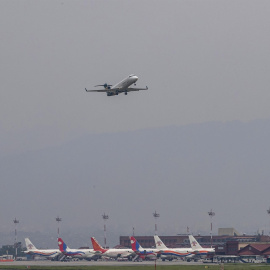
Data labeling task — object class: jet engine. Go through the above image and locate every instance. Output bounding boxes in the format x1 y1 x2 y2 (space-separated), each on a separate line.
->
95 83 112 89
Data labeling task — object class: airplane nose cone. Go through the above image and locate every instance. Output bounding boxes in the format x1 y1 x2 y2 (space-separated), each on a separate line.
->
134 76 138 81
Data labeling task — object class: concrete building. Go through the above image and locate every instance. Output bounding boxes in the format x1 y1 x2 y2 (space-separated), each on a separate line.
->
120 235 187 249
218 228 240 236
238 244 270 257
225 240 270 256
120 228 270 256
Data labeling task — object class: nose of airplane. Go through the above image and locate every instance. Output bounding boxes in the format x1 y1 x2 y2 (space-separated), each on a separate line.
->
133 76 138 81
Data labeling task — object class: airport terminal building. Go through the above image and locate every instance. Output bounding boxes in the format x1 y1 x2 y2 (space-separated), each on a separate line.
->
120 228 270 257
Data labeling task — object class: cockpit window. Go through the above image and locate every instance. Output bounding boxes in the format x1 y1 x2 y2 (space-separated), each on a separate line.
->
129 74 135 77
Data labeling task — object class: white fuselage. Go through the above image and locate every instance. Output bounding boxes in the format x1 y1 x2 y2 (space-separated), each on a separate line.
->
154 235 193 261
135 248 158 260
189 235 215 258
111 75 138 91
158 248 193 260
192 248 215 257
61 248 98 260
24 238 60 259
102 248 134 259
24 249 60 258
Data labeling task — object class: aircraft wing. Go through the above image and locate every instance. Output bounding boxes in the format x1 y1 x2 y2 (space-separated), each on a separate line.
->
85 88 108 92
126 86 148 92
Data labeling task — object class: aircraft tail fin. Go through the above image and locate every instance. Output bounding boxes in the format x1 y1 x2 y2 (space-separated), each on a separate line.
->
91 237 106 253
154 235 168 250
58 237 69 252
130 236 143 252
189 235 203 250
25 238 37 251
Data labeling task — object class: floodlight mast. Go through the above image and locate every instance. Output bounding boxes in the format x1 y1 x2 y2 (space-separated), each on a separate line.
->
153 211 160 235
102 213 109 248
56 216 62 238
208 209 215 248
13 218 19 260
267 207 270 235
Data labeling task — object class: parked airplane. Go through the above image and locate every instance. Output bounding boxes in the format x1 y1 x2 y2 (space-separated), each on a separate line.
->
58 237 100 261
91 237 134 260
130 236 158 260
85 74 148 96
154 235 193 261
188 235 215 257
24 238 60 259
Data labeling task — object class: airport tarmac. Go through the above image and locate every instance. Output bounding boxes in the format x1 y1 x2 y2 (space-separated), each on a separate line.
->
0 260 214 267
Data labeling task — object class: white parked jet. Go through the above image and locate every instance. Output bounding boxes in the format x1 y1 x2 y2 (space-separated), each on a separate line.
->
58 237 100 261
154 235 193 261
130 236 158 261
188 235 215 257
91 237 134 260
85 74 148 96
24 238 60 259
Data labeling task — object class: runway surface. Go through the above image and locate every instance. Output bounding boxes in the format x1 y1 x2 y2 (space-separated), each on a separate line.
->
0 260 212 267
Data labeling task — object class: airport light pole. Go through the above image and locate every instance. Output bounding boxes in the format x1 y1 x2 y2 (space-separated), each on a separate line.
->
208 209 215 248
153 211 160 235
13 218 19 260
56 216 62 238
267 207 270 235
102 213 109 248
132 227 135 237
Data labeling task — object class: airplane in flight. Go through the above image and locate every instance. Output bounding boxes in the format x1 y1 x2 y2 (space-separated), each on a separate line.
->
130 236 158 261
154 235 193 261
24 238 60 259
91 237 134 260
85 74 148 96
58 237 100 261
188 235 215 257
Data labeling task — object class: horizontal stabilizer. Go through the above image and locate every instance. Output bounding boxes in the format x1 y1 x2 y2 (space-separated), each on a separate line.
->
85 88 108 92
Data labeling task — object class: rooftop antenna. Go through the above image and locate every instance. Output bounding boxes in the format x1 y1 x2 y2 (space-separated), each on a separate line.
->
102 213 109 248
153 211 160 235
56 216 62 238
13 218 19 260
208 209 215 248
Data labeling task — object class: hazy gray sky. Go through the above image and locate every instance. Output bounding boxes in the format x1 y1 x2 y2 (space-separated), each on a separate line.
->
1 0 270 247
1 0 270 153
